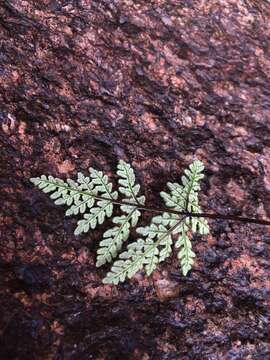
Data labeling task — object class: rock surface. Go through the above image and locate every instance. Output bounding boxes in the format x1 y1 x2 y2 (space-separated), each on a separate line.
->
1 1 270 359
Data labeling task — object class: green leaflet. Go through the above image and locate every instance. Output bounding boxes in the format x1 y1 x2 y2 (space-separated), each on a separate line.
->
31 159 210 284
89 168 118 200
103 219 180 284
74 200 113 235
96 160 145 267
174 222 194 276
30 168 117 235
160 160 209 275
117 160 145 205
96 211 133 267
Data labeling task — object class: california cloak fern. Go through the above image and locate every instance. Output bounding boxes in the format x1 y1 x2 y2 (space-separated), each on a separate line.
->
31 159 209 284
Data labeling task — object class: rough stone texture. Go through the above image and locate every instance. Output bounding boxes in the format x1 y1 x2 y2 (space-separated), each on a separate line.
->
1 1 270 359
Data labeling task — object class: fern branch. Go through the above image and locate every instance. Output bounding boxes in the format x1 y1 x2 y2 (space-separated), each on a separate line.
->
96 209 136 267
103 218 184 284
183 161 204 210
174 219 195 275
96 160 145 266
158 161 209 275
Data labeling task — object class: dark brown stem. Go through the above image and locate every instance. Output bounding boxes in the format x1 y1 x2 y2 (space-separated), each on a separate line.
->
124 203 270 226
96 196 270 226
41 180 270 226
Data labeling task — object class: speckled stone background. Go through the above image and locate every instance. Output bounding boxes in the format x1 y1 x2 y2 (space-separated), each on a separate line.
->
1 1 270 359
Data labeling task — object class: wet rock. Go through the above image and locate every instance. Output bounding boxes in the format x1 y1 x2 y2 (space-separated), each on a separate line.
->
15 263 52 289
190 318 206 332
250 243 266 256
204 334 229 346
262 235 270 244
205 296 227 313
1 0 270 358
204 249 222 266
230 322 256 342
0 312 51 360
245 136 263 153
232 287 265 309
154 279 180 302
171 274 211 296
226 347 249 360
230 268 251 287
161 15 173 27
167 318 187 331
217 237 231 249
254 346 270 359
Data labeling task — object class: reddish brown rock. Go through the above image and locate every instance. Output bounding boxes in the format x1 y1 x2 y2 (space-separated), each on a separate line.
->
155 279 180 302
1 1 270 359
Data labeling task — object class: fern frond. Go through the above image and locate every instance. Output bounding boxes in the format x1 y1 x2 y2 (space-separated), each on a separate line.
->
96 160 145 267
31 159 210 284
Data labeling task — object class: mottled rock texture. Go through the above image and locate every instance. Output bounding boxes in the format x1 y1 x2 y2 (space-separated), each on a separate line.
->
1 1 270 359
